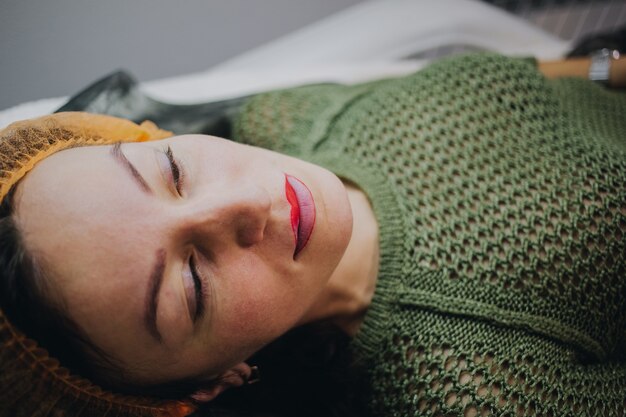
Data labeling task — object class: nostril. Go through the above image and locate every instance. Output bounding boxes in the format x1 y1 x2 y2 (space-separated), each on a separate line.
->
210 183 271 247
236 215 266 247
235 187 270 247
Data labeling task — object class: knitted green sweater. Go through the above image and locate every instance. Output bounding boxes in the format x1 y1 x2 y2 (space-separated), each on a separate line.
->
232 54 626 417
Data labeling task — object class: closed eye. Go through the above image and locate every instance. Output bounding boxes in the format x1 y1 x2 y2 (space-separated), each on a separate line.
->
189 255 206 322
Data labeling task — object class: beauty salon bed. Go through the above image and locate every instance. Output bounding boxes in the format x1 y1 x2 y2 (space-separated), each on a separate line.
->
0 0 579 129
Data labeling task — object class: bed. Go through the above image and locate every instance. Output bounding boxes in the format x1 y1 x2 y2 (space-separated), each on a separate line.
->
0 0 599 129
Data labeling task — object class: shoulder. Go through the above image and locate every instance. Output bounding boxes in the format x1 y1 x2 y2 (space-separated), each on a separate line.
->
416 53 540 81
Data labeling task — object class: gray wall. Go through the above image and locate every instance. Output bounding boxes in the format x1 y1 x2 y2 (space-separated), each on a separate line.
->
0 0 364 110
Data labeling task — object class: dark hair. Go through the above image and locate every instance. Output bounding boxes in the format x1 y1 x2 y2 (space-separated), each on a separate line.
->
0 186 370 417
209 321 370 417
0 186 124 382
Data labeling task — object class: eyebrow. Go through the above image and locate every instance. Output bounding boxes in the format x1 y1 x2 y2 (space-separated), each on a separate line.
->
110 142 152 194
145 249 166 344
110 143 164 343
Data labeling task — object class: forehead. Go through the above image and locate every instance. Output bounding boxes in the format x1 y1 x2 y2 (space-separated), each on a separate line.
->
14 144 156 260
12 143 161 356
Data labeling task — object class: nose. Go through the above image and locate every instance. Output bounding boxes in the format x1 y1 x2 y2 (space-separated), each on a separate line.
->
182 183 272 248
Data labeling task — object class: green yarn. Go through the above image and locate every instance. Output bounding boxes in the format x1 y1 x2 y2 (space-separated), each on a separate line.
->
234 54 626 416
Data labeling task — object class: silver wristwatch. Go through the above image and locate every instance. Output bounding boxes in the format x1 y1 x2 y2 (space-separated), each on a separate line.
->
589 48 620 85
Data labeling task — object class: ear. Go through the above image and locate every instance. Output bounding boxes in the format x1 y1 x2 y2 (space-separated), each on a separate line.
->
190 362 255 403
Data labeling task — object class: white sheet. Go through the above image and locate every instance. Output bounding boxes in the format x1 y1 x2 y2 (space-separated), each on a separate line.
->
0 0 569 129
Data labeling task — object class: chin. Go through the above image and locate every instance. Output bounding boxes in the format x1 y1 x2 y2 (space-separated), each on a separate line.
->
322 170 354 256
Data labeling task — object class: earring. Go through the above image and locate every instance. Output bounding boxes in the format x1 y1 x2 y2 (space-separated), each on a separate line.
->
245 365 261 385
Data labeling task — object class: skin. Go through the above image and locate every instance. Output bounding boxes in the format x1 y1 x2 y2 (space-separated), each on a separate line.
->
13 134 379 398
538 56 626 88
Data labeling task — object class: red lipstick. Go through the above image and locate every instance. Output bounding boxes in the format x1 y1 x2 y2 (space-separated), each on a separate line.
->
284 174 316 259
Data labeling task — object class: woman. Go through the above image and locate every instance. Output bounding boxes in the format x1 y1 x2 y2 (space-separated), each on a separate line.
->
1 53 625 417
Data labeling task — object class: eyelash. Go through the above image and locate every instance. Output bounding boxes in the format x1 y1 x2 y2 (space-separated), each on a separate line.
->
189 255 206 322
165 146 185 195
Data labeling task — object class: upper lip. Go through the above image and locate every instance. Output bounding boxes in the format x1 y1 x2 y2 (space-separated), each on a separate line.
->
284 174 315 259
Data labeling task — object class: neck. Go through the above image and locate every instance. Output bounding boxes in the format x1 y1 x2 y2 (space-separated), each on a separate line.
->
297 181 379 336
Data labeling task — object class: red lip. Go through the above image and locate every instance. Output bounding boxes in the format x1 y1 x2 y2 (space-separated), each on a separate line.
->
284 174 316 259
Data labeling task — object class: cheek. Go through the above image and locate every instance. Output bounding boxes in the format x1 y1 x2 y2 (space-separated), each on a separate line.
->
216 262 303 349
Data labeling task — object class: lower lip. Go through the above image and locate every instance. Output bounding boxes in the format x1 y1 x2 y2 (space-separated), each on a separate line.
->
284 174 316 259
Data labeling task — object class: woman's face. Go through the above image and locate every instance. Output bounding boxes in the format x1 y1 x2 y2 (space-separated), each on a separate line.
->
14 134 353 385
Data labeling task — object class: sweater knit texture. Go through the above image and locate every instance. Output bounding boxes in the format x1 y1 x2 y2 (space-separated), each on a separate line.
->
232 54 626 417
